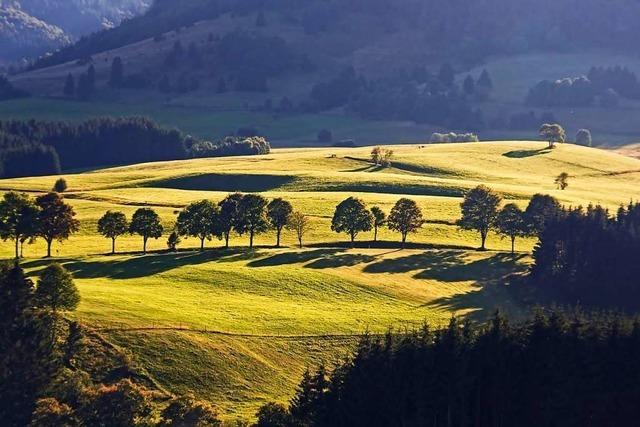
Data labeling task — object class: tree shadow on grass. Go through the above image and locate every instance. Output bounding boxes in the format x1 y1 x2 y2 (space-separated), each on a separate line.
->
364 250 530 322
502 148 551 159
246 248 377 269
22 249 244 280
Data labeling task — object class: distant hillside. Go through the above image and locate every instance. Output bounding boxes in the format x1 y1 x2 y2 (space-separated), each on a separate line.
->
0 0 150 63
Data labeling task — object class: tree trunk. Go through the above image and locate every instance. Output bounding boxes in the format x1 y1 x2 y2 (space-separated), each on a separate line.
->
511 236 515 254
14 237 19 259
298 236 303 249
480 231 487 251
200 237 205 251
401 233 407 249
225 232 230 249
143 236 148 254
46 239 52 258
112 237 116 255
276 228 281 247
350 232 355 248
249 230 254 249
374 226 378 242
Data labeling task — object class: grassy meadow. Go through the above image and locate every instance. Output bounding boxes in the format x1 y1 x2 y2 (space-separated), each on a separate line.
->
2 140 640 421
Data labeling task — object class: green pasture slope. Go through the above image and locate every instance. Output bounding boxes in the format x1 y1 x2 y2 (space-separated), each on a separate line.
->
3 141 640 421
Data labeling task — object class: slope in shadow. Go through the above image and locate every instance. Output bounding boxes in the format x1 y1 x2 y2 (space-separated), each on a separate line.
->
503 148 551 159
247 249 376 269
147 173 296 192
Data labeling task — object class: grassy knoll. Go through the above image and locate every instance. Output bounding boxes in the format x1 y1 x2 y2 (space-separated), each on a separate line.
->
3 141 639 421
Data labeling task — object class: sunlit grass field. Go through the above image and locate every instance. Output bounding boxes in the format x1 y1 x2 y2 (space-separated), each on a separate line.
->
3 141 639 421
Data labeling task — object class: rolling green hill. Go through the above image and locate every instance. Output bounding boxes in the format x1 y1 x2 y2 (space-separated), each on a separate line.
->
3 140 639 421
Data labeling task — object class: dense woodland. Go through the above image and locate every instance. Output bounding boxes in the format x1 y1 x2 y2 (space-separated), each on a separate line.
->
257 310 640 427
0 117 271 178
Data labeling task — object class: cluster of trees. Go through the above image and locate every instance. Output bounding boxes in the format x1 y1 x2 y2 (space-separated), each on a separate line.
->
429 132 479 143
526 75 621 108
0 117 271 178
310 66 491 130
331 197 424 248
188 136 271 158
531 202 640 310
459 188 562 252
0 192 79 258
526 65 640 109
63 65 96 101
0 262 224 426
256 309 640 426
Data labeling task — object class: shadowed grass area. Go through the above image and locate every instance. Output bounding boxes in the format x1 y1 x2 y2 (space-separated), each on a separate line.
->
148 173 297 192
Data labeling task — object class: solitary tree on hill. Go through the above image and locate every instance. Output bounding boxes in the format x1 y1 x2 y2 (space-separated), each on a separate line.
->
496 203 527 253
35 193 80 258
97 211 128 254
129 208 163 254
331 197 373 246
235 194 270 249
370 206 386 243
555 172 570 190
576 129 592 147
459 185 502 250
53 178 68 193
0 192 39 259
267 198 293 247
539 123 566 148
387 198 424 248
176 200 220 251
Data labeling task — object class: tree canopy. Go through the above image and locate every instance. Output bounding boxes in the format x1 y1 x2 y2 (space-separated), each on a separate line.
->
331 197 373 245
459 185 502 250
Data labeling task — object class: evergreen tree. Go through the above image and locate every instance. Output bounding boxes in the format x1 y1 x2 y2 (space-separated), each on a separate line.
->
524 194 561 236
463 75 475 96
109 57 124 88
34 263 80 314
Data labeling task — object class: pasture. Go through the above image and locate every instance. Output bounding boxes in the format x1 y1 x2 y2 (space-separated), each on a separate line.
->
3 141 639 421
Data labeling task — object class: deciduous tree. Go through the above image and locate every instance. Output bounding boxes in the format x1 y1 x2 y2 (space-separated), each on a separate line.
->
268 198 293 247
35 193 80 258
129 208 163 254
218 193 243 248
331 197 373 246
235 194 270 249
459 185 502 250
539 123 566 148
496 203 526 253
387 199 424 248
370 206 386 243
287 211 310 249
176 200 220 251
97 211 128 254
0 191 39 259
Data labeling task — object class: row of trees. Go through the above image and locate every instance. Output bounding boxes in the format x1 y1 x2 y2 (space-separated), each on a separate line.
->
93 188 563 255
256 309 640 426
